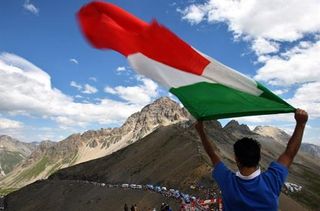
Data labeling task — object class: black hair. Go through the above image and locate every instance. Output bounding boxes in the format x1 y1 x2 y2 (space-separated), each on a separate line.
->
233 137 261 167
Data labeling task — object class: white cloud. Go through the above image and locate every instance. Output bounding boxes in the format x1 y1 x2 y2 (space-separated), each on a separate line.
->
287 82 320 118
82 84 98 94
178 5 208 25
69 58 79 64
254 41 320 118
273 89 288 96
104 87 116 95
233 113 294 124
0 118 23 129
104 76 159 105
116 66 132 76
116 66 126 72
70 81 82 90
0 52 152 128
180 0 320 42
255 41 320 86
303 126 320 145
0 124 77 143
55 116 85 127
23 0 39 15
71 81 98 94
89 77 97 82
251 38 279 55
256 55 271 63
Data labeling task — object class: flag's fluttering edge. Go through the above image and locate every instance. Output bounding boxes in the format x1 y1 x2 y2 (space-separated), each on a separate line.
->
77 1 295 120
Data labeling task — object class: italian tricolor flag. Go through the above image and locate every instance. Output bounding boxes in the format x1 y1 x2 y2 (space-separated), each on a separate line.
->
78 1 295 120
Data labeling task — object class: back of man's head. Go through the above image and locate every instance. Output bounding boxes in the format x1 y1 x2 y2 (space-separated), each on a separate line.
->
234 138 261 168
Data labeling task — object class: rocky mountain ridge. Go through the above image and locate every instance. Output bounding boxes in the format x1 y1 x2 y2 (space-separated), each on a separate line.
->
253 126 291 144
300 143 320 158
0 135 36 177
6 119 320 210
1 97 319 190
0 97 189 189
1 97 319 209
0 135 35 156
253 126 320 159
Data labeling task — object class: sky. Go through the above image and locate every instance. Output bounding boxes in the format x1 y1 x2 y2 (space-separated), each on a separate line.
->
0 0 319 145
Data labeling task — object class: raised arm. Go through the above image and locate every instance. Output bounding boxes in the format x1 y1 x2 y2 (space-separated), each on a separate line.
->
277 109 308 168
195 121 221 166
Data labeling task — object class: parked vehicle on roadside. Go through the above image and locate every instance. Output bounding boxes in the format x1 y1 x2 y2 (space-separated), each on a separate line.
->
121 184 129 188
130 184 137 189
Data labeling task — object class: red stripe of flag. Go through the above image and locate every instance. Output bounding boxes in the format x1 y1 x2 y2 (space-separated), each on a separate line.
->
77 1 210 75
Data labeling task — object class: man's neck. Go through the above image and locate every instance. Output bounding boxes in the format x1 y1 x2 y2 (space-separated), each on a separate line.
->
239 166 259 176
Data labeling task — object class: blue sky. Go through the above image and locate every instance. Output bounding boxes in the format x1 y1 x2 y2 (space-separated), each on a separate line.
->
0 0 319 145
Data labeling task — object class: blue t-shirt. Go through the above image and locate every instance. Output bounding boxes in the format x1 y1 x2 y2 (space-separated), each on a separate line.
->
212 161 288 211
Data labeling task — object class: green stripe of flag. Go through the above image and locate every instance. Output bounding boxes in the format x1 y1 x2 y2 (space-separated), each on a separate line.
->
170 82 295 120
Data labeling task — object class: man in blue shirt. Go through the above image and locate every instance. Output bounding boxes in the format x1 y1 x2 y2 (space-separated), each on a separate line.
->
195 109 308 210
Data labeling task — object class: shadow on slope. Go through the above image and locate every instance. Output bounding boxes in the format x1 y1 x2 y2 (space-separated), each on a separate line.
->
49 123 213 189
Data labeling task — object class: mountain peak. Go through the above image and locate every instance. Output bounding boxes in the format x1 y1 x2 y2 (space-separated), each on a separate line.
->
0 135 35 152
300 143 320 158
0 135 36 176
253 126 290 143
153 96 173 103
224 120 240 128
142 97 182 111
0 97 189 188
0 135 17 143
224 120 251 134
119 97 189 144
38 140 55 148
